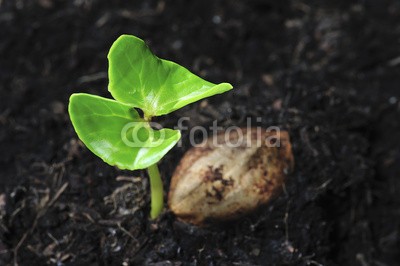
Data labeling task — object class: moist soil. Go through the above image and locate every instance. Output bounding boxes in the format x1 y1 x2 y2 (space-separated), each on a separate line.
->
1 0 400 265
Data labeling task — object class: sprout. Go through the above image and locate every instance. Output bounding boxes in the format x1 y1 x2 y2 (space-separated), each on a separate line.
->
68 35 232 219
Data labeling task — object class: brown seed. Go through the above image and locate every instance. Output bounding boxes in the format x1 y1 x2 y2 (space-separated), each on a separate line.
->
168 127 294 225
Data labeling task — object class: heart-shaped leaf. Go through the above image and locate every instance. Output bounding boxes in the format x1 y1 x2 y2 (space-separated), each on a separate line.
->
69 93 181 170
108 35 233 117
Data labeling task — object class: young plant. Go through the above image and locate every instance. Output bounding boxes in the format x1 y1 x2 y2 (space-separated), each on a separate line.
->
68 35 232 219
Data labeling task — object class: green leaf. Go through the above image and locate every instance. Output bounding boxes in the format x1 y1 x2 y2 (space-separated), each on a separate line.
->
69 93 181 170
108 35 233 117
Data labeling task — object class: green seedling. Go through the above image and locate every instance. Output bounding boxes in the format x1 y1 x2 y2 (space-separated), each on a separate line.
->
68 35 232 219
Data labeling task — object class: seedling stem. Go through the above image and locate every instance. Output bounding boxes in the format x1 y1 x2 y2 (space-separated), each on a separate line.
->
147 163 163 219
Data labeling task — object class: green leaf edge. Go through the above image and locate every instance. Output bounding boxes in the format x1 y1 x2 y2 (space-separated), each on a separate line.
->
107 34 233 117
68 93 182 170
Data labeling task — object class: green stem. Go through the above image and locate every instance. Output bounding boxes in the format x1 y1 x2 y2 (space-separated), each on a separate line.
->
147 163 163 219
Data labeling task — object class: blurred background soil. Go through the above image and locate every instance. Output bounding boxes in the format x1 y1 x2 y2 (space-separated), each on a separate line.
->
0 0 399 265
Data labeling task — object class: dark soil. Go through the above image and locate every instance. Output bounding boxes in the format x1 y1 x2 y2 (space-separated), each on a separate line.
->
1 0 400 265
